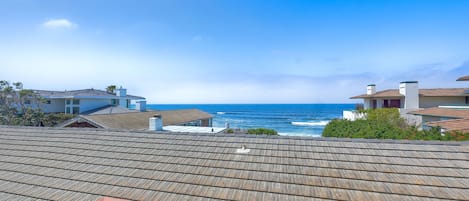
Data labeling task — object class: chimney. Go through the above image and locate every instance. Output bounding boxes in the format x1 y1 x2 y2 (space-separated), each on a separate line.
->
116 86 127 97
366 84 376 95
399 81 419 109
149 114 163 131
135 100 147 112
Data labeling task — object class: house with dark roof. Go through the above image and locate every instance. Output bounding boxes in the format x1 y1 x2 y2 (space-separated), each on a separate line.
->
345 76 469 131
0 126 467 200
32 87 145 114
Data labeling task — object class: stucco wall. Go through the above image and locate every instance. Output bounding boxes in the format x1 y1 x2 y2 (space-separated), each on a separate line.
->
399 109 422 127
363 99 371 109
79 99 112 113
118 98 130 108
42 99 66 113
400 82 419 109
419 97 468 108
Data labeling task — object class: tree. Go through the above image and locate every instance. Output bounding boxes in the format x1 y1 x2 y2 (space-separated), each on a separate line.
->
106 85 116 94
0 80 17 124
0 80 45 126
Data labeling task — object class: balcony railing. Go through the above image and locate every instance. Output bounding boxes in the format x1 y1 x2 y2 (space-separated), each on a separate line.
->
343 110 366 121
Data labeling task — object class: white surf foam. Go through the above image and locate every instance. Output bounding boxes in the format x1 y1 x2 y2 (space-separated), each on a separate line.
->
291 120 330 126
216 112 226 115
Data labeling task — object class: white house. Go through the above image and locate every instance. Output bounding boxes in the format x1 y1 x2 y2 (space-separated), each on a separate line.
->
344 80 469 126
30 87 145 114
407 76 469 132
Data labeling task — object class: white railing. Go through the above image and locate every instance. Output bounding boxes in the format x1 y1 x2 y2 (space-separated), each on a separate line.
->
438 105 469 109
342 110 366 121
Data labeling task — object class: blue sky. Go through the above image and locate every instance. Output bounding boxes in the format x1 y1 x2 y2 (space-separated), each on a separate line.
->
1 0 468 103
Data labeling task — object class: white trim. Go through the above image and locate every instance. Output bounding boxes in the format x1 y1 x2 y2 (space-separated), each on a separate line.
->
438 105 469 109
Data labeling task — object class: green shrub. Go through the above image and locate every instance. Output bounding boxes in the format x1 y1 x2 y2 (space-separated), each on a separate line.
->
323 108 468 141
247 128 278 135
226 128 234 134
42 113 75 127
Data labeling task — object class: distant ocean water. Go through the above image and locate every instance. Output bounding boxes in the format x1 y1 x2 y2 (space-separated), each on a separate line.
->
145 104 355 137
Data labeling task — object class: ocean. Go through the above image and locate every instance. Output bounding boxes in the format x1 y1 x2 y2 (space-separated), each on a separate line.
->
146 104 355 137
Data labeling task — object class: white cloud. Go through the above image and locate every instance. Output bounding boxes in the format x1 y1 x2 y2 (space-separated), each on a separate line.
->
42 19 77 29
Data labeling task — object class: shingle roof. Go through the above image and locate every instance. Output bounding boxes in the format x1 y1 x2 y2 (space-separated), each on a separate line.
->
351 88 469 99
68 109 213 129
33 89 145 100
83 106 138 115
0 126 467 200
409 107 469 119
427 118 469 132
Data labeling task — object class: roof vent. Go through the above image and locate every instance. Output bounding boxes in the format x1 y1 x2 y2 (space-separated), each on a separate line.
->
149 114 163 131
236 145 250 154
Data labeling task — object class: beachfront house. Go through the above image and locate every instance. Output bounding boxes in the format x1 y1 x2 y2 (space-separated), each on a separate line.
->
30 87 145 114
408 106 469 133
405 76 469 133
344 78 469 128
60 108 214 130
19 86 218 132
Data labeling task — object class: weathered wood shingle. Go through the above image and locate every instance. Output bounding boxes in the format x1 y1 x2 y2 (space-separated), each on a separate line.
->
0 126 467 200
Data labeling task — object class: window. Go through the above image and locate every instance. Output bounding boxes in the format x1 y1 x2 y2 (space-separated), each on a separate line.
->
466 96 469 104
66 107 71 114
24 100 31 104
111 99 119 105
66 100 71 105
72 99 80 105
46 100 51 104
390 99 401 108
72 107 80 114
383 100 389 108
